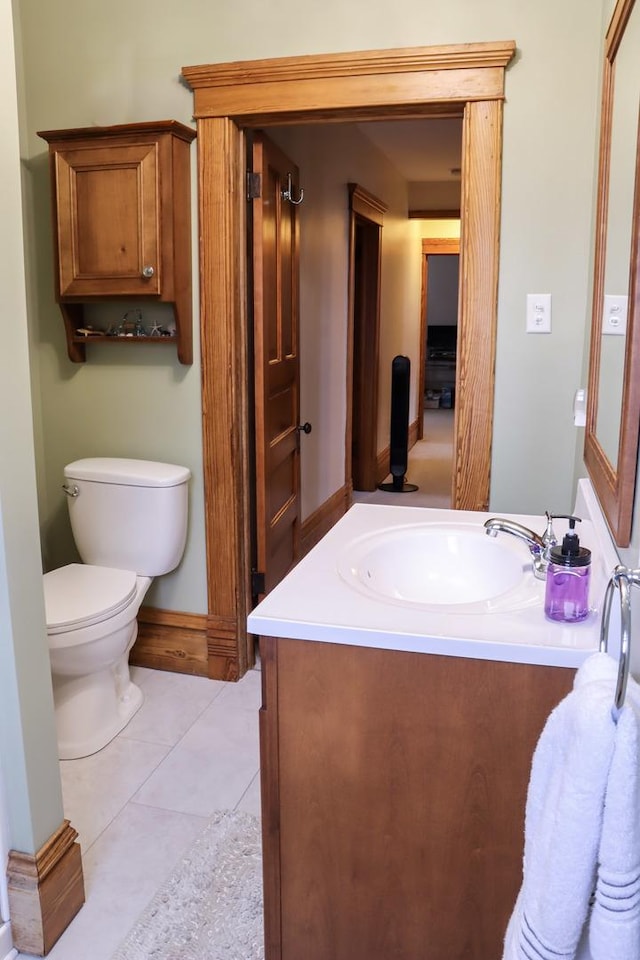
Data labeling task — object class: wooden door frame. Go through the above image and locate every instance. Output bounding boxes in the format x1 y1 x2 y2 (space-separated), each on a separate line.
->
347 183 387 492
182 40 515 680
418 236 461 442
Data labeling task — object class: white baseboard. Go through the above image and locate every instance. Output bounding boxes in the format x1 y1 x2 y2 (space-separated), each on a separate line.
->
0 921 16 960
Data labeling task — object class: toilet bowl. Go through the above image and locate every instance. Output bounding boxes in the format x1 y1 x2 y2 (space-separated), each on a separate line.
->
44 565 151 759
44 457 191 760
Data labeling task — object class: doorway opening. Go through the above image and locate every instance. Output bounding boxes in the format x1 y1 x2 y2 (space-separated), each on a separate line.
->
416 237 461 504
182 40 516 679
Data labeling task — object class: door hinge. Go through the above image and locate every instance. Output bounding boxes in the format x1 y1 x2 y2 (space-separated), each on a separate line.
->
251 569 266 597
247 172 261 200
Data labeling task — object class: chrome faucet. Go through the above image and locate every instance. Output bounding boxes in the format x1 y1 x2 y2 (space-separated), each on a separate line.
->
483 512 559 580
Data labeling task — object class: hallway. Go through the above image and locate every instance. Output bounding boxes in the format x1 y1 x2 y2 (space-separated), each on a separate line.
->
353 408 454 509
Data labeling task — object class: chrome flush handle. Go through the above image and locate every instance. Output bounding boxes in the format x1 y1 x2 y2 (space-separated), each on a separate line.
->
62 483 79 498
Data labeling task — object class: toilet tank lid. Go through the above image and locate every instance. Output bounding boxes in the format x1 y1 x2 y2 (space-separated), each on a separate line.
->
64 458 191 487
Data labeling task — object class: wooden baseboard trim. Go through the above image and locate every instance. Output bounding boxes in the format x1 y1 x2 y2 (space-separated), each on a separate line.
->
206 612 248 681
7 820 84 957
409 416 419 449
132 607 209 677
132 487 351 686
376 445 389 485
376 417 420 484
133 607 255 682
300 484 350 556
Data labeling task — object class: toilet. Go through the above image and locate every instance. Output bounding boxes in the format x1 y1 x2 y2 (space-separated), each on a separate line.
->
43 457 191 760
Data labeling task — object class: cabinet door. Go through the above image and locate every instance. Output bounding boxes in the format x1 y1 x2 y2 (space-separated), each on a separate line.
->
54 142 160 297
261 637 575 960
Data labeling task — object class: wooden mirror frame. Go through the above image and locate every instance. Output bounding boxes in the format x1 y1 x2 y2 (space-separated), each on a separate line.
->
584 0 640 547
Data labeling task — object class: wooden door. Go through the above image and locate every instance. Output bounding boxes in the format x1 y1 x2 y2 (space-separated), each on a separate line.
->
347 184 386 492
351 216 382 490
53 141 161 298
251 134 302 597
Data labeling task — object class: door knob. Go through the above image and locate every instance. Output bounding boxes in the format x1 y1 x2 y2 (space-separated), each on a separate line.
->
141 265 155 279
296 421 312 434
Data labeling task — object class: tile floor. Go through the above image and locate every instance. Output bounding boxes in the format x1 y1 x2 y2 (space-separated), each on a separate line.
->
17 662 262 960
15 413 451 959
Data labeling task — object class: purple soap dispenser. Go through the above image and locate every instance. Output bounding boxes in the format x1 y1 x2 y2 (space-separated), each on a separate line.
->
544 516 591 622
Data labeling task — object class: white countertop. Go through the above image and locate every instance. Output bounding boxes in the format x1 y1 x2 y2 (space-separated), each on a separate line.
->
248 482 620 669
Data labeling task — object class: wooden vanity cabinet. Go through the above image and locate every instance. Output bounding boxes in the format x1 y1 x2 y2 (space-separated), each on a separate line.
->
37 121 196 364
259 636 574 960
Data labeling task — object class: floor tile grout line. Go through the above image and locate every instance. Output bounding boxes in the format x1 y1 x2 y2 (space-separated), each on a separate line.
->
68 739 174 860
233 767 261 812
114 679 261 812
116 677 229 751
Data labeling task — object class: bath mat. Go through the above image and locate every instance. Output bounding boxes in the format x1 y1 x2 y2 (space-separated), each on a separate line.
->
111 809 264 960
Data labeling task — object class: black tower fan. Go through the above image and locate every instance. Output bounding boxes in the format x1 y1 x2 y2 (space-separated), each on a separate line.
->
378 355 418 493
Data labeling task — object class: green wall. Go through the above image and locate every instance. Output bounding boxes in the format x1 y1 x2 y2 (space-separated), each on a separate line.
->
1 0 64 859
17 0 605 619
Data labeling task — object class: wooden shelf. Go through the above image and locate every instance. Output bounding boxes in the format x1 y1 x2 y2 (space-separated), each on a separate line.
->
72 336 176 343
38 121 196 365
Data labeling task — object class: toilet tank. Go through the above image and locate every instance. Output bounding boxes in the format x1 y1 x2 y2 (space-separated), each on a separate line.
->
64 458 191 576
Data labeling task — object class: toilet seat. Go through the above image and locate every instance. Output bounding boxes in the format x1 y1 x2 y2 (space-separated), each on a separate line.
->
44 563 138 639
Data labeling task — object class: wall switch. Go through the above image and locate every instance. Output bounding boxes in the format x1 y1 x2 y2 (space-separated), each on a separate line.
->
526 293 552 333
603 294 628 336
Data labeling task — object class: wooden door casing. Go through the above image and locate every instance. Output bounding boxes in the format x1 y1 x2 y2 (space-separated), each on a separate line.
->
252 135 302 596
183 42 515 680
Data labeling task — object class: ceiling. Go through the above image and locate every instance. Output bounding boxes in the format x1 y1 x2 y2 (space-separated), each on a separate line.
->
356 118 463 183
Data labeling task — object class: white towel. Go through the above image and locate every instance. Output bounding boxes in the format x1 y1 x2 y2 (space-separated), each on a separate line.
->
503 652 617 960
588 665 640 959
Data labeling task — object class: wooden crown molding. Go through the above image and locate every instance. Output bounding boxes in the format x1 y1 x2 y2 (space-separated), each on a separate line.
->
36 120 196 145
183 41 516 89
182 42 516 121
348 183 388 224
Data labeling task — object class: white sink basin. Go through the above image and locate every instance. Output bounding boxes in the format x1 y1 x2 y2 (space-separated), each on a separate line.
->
338 522 541 613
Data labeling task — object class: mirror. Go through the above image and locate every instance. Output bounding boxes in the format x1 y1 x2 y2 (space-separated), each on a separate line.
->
585 0 640 546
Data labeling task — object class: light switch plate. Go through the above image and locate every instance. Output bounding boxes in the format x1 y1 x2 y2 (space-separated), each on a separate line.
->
603 294 628 336
526 293 551 333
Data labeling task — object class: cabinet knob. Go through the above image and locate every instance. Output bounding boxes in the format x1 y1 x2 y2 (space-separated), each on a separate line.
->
142 265 155 279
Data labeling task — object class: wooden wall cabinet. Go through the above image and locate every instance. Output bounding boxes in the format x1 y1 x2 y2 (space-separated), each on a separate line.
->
260 636 575 960
38 121 196 364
